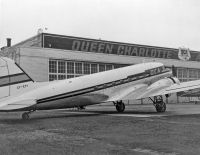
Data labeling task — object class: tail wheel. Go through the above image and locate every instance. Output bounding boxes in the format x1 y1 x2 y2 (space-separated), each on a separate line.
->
21 109 36 120
115 101 125 112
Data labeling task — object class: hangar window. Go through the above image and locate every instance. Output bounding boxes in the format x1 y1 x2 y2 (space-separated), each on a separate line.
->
182 69 188 78
48 59 129 81
177 68 200 82
114 64 127 69
58 75 66 80
177 68 188 82
67 75 74 79
91 64 98 73
189 69 197 80
49 74 57 81
114 64 121 69
49 60 57 73
49 60 58 81
177 69 183 80
83 63 90 74
58 61 66 73
75 62 83 74
67 62 74 74
106 64 113 71
99 64 105 72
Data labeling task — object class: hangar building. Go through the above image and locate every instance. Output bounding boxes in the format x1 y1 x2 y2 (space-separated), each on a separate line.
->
1 33 200 103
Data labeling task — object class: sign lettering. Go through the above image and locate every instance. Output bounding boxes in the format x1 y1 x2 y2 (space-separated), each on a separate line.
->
43 35 200 61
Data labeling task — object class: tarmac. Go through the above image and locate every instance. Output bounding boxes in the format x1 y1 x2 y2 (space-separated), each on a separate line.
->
1 103 200 155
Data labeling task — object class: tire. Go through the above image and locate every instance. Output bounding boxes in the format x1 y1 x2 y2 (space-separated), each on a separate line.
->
22 113 30 120
155 102 166 113
116 102 125 112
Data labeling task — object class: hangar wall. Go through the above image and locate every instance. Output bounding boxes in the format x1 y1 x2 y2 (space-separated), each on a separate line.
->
16 46 200 82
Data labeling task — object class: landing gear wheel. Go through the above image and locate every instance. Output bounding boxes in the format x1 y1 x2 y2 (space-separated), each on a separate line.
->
153 96 166 113
22 112 30 120
155 101 166 113
115 101 125 113
149 96 167 113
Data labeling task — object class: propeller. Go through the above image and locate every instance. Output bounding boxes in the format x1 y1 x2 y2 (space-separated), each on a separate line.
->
171 65 177 77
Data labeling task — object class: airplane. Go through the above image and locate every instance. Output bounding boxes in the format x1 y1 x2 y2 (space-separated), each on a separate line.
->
1 57 200 120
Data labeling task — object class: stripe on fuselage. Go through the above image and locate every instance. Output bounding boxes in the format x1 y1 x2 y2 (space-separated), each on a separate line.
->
0 73 32 87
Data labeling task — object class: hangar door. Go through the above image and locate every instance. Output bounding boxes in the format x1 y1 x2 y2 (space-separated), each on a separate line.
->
0 59 9 98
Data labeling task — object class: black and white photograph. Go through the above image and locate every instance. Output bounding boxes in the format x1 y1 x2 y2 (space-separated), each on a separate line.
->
1 0 200 154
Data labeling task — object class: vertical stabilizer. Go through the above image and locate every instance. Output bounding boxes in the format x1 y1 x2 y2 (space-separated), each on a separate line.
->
0 57 34 98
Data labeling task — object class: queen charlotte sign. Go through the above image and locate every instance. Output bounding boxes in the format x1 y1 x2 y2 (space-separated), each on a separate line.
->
43 34 200 62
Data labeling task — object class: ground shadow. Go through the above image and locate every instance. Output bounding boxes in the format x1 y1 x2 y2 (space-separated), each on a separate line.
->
0 108 169 123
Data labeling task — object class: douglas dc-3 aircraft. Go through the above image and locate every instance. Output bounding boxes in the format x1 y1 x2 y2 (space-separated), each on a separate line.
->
1 57 200 120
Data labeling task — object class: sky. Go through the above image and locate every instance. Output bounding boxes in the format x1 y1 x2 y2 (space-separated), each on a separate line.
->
0 0 200 51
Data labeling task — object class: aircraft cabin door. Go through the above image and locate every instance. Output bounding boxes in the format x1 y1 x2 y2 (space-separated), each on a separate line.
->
0 59 9 99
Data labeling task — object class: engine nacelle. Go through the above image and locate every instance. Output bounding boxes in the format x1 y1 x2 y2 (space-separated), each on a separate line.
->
147 77 180 91
168 77 180 84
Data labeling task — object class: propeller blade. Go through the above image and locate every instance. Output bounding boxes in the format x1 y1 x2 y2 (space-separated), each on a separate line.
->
172 65 177 77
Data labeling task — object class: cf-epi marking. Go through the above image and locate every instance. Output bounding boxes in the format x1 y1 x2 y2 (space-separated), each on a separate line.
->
17 84 28 89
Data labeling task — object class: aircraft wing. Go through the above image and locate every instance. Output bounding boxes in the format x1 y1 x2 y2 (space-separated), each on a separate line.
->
136 79 200 99
0 98 36 111
105 83 148 102
105 79 200 102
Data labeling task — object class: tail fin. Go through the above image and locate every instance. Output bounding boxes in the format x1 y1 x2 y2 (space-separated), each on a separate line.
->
0 57 34 99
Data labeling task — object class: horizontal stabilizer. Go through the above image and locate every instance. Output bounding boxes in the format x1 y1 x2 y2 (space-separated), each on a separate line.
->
0 99 36 111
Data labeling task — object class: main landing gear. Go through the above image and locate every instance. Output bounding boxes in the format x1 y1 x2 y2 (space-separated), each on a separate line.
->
149 96 166 113
22 110 35 120
113 100 125 112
